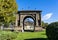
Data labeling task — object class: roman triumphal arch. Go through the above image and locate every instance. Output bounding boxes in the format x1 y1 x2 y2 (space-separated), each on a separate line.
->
15 10 42 32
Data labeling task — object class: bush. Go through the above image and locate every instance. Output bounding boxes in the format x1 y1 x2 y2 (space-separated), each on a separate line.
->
0 31 17 40
46 22 58 40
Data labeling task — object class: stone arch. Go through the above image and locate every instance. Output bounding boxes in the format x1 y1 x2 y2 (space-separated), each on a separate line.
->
23 16 35 31
15 10 42 32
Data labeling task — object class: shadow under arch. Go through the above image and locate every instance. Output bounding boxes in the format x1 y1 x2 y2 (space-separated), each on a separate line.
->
23 16 35 32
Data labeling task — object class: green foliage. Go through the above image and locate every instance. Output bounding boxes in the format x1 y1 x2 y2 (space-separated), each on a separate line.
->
41 21 48 28
46 22 58 40
41 21 45 27
44 23 48 28
0 0 18 13
0 31 17 40
0 30 47 40
0 0 18 26
0 16 4 22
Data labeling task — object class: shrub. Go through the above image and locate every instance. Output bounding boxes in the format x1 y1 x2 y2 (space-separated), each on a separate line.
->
0 31 17 40
46 22 58 40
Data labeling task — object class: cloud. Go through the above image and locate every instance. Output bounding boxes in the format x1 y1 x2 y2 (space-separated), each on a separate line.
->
42 13 53 21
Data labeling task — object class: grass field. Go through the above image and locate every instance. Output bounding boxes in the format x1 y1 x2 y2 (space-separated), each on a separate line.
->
15 30 47 40
0 30 47 40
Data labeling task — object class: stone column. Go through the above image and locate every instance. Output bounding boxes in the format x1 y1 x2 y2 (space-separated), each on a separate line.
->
22 26 24 32
20 19 24 32
15 15 18 27
36 14 39 27
15 19 18 26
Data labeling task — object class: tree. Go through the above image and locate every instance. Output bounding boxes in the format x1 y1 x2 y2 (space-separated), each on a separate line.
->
41 21 48 28
46 22 58 40
0 0 18 27
44 23 48 28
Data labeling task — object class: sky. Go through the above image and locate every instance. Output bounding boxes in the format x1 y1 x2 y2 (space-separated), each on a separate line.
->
16 0 58 24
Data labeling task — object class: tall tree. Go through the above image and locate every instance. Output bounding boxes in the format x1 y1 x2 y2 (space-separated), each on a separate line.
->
0 0 18 26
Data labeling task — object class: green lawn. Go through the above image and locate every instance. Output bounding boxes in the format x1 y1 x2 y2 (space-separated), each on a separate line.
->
0 30 47 40
15 30 47 40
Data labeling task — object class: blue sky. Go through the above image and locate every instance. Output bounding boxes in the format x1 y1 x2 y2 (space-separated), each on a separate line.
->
16 0 58 23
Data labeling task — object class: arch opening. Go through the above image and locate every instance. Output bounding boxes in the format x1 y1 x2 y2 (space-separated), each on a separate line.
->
23 16 35 31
